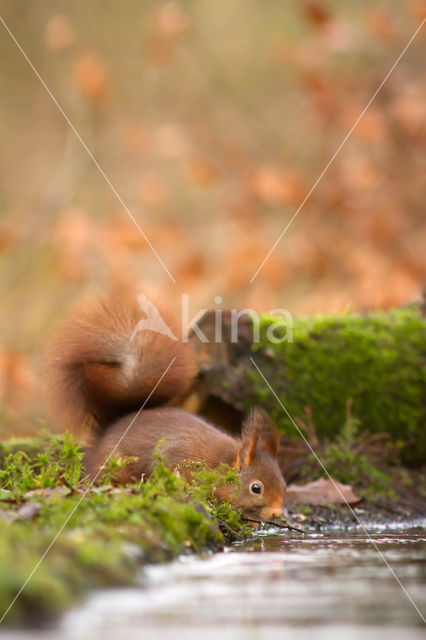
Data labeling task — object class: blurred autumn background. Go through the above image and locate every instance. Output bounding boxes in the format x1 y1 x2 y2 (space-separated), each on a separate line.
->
0 1 424 438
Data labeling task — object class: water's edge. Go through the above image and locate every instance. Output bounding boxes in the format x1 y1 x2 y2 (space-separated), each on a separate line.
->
2 519 425 640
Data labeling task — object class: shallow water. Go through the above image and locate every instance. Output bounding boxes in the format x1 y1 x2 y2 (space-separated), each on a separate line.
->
4 522 426 640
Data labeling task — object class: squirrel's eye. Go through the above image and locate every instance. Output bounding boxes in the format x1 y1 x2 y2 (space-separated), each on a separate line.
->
250 482 262 495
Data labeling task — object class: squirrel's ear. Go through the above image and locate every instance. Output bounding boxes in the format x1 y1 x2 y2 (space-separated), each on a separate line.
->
234 426 258 470
243 407 280 457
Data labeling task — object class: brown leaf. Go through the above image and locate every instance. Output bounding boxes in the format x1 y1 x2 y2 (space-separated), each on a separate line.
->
186 158 219 187
0 350 37 401
145 37 174 65
0 223 17 252
285 477 361 505
45 15 76 50
302 1 331 27
390 86 425 137
121 120 148 157
364 8 397 41
249 166 306 206
343 105 387 143
154 123 188 159
73 52 110 106
52 211 99 280
409 1 426 21
139 171 169 208
154 2 189 39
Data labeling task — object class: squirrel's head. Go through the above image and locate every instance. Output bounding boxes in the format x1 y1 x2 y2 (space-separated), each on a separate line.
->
230 407 286 522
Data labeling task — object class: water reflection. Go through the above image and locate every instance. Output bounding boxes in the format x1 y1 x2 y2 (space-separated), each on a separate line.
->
3 525 426 640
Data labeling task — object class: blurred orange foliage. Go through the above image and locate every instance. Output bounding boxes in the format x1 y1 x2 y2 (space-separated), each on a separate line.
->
0 1 424 437
73 51 110 106
44 14 76 51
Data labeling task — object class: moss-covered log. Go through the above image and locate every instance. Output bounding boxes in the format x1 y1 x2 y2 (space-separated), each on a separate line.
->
189 306 426 464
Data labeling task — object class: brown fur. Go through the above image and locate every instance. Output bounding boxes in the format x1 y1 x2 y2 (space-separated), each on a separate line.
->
46 297 196 435
85 406 285 521
46 296 286 520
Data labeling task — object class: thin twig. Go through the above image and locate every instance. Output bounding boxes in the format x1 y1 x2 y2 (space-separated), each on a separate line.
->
242 516 305 534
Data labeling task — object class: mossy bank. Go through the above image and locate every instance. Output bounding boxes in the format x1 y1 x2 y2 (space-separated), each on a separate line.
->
0 434 248 627
197 306 426 464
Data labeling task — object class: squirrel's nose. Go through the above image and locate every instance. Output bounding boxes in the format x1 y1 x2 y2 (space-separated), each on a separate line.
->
271 506 283 519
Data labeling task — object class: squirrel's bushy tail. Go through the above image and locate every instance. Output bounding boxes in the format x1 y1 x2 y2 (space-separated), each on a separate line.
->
46 295 196 438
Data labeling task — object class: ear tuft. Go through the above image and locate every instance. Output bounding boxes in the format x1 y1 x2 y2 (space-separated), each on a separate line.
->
242 407 280 457
235 425 258 470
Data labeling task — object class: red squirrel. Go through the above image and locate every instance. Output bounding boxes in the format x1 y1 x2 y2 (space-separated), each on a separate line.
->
47 296 286 521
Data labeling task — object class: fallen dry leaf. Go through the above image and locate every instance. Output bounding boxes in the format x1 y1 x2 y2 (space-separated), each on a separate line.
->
285 477 361 506
249 166 306 206
45 15 76 50
139 171 169 208
154 1 189 39
73 51 110 106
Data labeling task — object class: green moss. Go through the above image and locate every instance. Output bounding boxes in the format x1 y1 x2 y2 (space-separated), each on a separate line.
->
0 437 46 468
246 307 426 463
0 433 249 626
